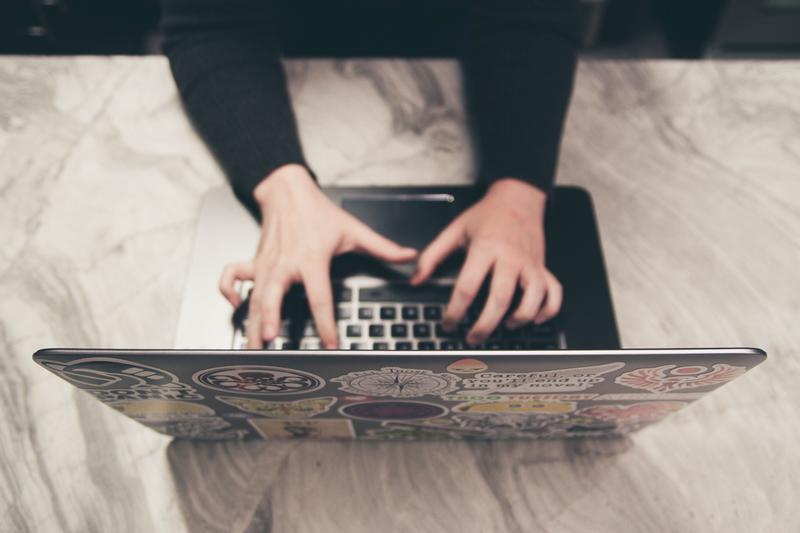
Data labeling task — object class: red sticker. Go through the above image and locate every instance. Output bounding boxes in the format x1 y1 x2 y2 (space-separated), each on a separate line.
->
615 364 746 393
576 401 686 426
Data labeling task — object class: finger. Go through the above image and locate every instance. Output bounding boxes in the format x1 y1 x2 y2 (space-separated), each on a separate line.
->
259 279 288 345
442 247 493 330
246 288 263 349
349 219 418 263
302 262 339 350
533 270 563 325
219 261 255 307
468 262 519 344
410 219 465 285
506 269 547 330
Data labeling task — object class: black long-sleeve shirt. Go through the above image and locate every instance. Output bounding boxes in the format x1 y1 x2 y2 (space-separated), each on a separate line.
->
161 0 578 218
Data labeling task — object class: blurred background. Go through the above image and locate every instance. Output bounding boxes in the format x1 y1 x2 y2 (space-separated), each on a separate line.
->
1 0 799 58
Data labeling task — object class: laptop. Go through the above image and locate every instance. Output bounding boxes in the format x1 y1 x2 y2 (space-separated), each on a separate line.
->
33 185 766 440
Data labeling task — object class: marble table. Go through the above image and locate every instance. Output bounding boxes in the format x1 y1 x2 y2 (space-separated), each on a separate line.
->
1 57 798 532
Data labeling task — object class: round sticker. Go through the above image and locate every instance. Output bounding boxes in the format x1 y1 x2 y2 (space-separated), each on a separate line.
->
193 365 325 395
339 400 448 421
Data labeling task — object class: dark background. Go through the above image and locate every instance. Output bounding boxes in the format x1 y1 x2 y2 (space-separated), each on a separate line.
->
1 0 799 58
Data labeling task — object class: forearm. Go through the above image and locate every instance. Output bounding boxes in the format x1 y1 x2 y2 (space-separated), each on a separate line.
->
161 0 311 219
465 0 579 196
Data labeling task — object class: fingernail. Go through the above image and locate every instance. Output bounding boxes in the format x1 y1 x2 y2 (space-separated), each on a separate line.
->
263 324 276 340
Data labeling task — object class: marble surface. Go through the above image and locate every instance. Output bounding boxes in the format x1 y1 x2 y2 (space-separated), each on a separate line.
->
1 57 798 532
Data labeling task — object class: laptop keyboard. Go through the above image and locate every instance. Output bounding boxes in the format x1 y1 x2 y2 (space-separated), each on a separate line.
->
232 280 562 350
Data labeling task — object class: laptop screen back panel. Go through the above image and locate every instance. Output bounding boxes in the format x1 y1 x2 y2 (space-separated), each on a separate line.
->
34 348 765 441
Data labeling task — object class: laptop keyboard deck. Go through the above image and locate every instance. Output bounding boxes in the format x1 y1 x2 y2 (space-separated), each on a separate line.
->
232 279 563 350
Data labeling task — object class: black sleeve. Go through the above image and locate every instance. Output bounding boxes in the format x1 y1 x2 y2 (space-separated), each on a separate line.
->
160 0 311 218
465 0 579 195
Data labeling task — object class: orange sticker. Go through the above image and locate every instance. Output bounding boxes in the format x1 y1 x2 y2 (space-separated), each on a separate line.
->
447 358 488 374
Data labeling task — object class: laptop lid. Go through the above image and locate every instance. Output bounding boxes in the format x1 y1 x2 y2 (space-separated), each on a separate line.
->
33 347 765 441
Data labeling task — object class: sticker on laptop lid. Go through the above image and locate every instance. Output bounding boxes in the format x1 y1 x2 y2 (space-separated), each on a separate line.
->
441 393 598 402
595 393 704 401
452 399 576 415
332 367 459 397
193 365 325 395
541 415 621 439
452 412 568 436
248 418 355 439
446 358 488 374
150 417 249 440
459 362 624 394
38 358 204 402
364 423 476 441
614 364 746 394
110 400 214 422
575 401 687 427
339 400 448 421
216 396 336 419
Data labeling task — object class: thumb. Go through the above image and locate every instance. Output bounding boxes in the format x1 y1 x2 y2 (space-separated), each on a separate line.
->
348 219 418 263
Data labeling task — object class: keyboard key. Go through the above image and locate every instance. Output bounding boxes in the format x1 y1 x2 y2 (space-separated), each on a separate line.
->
368 324 385 337
524 341 558 349
358 307 373 320
360 284 451 303
346 325 362 338
373 342 390 350
349 342 367 350
440 341 459 350
532 324 556 336
301 339 321 350
396 341 413 350
413 323 431 338
418 341 436 350
335 285 353 302
336 306 352 320
282 341 299 350
380 306 396 320
390 324 408 338
401 306 419 320
486 341 502 350
423 306 442 320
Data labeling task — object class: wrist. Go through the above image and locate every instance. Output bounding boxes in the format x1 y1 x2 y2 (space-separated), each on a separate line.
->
253 163 316 206
485 178 548 213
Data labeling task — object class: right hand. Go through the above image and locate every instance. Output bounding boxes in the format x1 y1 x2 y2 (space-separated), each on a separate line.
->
219 164 418 349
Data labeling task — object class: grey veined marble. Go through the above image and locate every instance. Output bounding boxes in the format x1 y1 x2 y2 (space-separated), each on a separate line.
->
1 57 799 533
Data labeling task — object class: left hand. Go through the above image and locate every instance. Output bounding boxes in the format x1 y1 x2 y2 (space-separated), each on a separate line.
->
410 178 563 345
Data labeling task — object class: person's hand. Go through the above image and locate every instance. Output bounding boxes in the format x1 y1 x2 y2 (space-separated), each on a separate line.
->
411 178 562 345
219 164 417 349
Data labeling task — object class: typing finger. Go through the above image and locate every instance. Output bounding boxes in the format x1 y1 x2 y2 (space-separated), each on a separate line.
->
442 247 493 331
302 261 339 349
348 218 418 263
533 270 563 325
219 261 255 307
506 268 547 330
468 261 519 344
411 218 465 285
